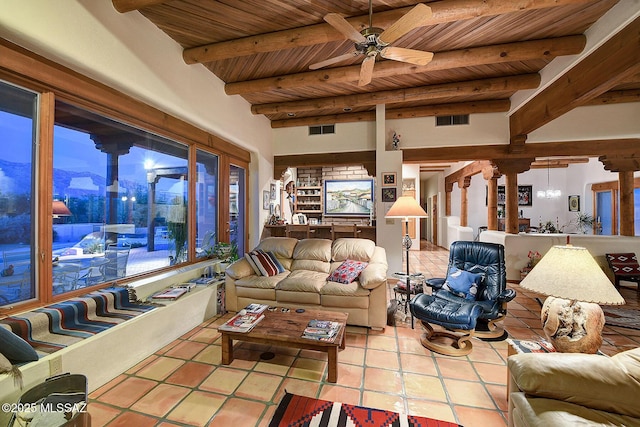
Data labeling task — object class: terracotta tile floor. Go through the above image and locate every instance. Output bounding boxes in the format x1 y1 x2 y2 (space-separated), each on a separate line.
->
89 241 640 426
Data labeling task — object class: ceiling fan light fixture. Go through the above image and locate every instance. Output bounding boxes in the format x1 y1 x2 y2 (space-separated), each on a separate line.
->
309 1 434 86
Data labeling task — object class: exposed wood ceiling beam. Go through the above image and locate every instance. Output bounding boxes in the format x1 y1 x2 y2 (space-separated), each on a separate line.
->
530 158 590 168
254 74 540 115
445 161 490 186
510 16 640 138
584 89 640 106
225 36 585 95
420 163 457 172
181 0 595 64
112 0 165 13
271 100 510 128
402 138 640 163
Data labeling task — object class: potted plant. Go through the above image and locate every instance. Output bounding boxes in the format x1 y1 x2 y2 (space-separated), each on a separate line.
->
572 212 595 234
167 197 187 265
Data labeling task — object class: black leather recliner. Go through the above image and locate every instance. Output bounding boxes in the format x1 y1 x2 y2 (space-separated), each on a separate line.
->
410 241 515 356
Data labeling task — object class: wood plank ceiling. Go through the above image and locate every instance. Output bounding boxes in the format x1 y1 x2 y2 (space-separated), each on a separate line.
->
112 0 638 174
112 0 638 123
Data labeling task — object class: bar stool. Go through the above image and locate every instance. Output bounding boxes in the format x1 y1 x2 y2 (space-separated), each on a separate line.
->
285 224 312 239
330 224 359 240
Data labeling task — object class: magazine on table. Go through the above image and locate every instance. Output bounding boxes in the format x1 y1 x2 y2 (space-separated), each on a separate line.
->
302 319 341 342
218 312 265 333
244 303 269 314
151 287 188 300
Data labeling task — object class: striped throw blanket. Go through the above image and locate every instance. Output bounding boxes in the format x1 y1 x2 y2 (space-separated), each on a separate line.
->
0 287 156 357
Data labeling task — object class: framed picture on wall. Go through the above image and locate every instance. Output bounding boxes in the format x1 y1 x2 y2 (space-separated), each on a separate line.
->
492 185 533 206
382 172 396 186
270 183 277 200
263 190 270 210
382 187 397 203
568 195 580 212
324 179 374 217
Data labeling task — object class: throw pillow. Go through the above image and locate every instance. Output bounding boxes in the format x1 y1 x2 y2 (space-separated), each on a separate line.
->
328 259 368 284
442 267 484 300
246 249 285 277
0 326 38 363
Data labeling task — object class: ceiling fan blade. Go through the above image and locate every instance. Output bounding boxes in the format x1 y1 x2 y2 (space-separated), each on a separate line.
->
379 3 432 45
309 51 360 70
380 46 434 66
358 54 376 86
324 13 367 44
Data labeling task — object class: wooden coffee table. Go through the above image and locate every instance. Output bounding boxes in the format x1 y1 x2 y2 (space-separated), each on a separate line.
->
220 308 348 383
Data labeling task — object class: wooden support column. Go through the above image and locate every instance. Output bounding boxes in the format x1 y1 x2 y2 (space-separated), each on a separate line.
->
599 155 640 236
458 177 472 227
445 182 454 216
492 158 534 234
482 165 501 230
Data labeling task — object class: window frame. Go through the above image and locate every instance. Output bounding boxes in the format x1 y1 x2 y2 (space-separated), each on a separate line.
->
0 39 250 313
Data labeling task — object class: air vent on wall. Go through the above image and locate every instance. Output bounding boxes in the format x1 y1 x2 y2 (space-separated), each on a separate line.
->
436 114 469 126
309 124 335 135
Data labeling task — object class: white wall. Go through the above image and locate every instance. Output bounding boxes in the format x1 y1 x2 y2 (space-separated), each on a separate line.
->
529 103 640 142
388 113 510 148
273 121 376 154
0 0 272 249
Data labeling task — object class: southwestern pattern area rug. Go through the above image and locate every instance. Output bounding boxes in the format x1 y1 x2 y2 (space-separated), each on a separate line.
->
269 392 462 427
0 287 156 356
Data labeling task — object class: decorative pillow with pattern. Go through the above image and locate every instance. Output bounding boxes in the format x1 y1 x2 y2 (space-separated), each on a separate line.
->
245 249 285 277
442 267 484 300
328 259 368 284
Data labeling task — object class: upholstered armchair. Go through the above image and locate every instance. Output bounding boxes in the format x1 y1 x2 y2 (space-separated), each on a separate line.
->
410 241 515 355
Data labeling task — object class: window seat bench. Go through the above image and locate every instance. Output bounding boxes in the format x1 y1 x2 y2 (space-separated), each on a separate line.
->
0 261 220 426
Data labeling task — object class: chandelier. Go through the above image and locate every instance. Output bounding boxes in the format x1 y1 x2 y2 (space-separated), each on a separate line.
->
536 159 561 199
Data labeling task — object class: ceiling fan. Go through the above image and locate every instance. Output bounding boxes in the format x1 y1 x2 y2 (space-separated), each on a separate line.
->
309 1 434 86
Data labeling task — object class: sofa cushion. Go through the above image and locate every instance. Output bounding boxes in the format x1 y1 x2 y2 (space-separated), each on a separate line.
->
0 325 38 363
257 237 298 259
235 272 289 289
328 259 368 284
508 347 640 418
276 270 327 293
245 250 285 276
291 239 332 273
321 280 370 297
442 267 483 300
332 238 375 262
292 239 332 262
358 263 388 290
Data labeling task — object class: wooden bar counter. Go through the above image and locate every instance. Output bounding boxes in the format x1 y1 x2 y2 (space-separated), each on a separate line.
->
263 224 376 242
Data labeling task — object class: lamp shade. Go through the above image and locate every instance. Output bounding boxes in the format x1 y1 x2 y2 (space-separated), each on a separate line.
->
385 196 428 219
520 245 624 305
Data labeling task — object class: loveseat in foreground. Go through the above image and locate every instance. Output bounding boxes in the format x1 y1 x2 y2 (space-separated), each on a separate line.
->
225 237 388 329
508 348 640 426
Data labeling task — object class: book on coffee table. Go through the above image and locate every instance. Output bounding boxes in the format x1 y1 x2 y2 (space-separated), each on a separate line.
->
218 312 265 333
302 319 341 342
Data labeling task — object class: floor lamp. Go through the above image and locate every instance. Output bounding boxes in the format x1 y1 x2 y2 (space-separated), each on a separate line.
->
385 196 428 309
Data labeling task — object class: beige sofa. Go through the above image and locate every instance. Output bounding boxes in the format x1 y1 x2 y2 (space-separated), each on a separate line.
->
508 348 640 426
225 237 388 329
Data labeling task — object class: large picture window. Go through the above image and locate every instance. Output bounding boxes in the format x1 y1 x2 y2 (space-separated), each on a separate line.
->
0 42 249 312
51 101 190 295
0 82 37 305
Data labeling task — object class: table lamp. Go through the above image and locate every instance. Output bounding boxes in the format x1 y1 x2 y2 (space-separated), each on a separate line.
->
519 243 624 353
385 196 428 295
